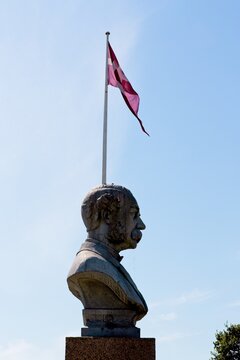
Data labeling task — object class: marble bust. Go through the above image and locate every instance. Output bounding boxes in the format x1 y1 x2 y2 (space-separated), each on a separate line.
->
67 184 148 337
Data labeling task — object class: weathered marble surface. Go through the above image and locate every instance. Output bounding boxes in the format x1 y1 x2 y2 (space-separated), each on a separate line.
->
67 184 148 337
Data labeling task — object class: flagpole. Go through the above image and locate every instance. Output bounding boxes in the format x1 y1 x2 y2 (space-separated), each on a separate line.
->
102 31 110 185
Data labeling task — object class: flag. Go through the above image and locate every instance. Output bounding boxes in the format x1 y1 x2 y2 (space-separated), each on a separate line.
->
107 42 149 136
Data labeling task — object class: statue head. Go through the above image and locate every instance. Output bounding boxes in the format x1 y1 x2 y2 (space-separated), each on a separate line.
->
81 184 146 251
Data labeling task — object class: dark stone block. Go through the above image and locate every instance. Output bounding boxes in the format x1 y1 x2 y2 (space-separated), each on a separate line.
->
65 337 155 360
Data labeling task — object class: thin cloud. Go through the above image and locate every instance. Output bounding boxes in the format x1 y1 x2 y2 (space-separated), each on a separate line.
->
172 289 213 305
157 332 192 343
228 300 240 308
0 338 63 360
0 340 31 359
149 289 213 308
159 312 177 321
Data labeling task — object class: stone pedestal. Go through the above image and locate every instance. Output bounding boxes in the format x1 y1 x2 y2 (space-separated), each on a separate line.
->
65 337 155 360
82 309 140 338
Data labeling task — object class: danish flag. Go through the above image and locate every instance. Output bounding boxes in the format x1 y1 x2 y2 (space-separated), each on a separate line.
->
107 42 149 136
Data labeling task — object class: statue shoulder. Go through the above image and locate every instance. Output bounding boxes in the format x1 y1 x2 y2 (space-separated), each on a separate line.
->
67 249 130 305
68 249 119 278
67 248 147 317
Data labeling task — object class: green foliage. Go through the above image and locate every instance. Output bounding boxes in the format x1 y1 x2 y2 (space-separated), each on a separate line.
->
210 323 240 360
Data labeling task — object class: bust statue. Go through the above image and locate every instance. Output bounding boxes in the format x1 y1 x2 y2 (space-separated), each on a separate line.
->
67 184 148 337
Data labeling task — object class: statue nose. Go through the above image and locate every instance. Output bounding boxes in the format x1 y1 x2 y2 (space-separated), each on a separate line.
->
137 218 146 230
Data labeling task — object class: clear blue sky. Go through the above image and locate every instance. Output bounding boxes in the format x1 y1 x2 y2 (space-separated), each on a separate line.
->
0 1 240 359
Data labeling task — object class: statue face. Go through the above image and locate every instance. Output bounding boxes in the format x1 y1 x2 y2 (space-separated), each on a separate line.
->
118 195 146 251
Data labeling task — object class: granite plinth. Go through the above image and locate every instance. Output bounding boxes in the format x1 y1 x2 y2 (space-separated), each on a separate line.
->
65 337 155 360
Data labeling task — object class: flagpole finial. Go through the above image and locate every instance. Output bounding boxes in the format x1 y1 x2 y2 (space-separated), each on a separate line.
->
105 31 110 36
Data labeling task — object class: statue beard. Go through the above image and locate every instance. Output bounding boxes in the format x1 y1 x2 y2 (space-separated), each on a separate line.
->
107 220 126 244
107 223 142 245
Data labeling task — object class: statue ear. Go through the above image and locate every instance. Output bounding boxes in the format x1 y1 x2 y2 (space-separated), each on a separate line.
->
93 210 100 224
96 193 121 225
102 209 111 224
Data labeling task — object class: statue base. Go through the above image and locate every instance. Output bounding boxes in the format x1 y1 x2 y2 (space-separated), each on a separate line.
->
81 326 140 337
65 337 155 360
82 309 139 337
